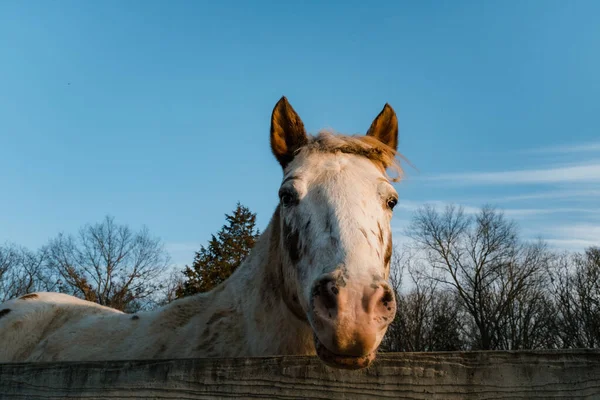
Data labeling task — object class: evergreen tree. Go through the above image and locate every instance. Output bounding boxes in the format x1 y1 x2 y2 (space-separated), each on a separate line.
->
176 203 260 297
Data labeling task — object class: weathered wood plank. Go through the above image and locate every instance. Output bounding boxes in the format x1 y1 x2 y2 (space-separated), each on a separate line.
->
1 350 599 399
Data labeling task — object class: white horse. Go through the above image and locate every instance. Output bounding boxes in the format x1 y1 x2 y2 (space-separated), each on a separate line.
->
0 97 402 369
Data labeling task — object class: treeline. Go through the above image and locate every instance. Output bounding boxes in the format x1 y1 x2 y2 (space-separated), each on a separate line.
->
381 205 600 351
0 216 176 312
0 203 259 312
1 203 598 352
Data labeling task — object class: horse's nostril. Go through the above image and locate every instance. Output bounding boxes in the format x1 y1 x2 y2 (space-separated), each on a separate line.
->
330 285 339 296
381 288 394 304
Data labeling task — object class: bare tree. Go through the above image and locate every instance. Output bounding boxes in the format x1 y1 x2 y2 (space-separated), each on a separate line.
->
388 246 407 297
498 269 558 350
407 204 551 350
152 266 185 307
380 246 408 352
0 243 54 302
44 216 171 312
381 245 465 352
550 247 600 348
0 244 19 300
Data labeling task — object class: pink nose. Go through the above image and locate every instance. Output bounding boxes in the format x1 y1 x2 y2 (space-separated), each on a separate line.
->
310 275 396 357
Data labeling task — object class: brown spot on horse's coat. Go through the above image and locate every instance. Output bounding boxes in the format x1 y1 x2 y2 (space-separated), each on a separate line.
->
260 268 278 310
265 208 306 322
371 274 385 289
377 222 384 244
325 212 334 237
283 220 301 263
0 309 10 318
19 293 38 300
206 310 233 326
154 343 168 357
359 228 369 241
200 326 211 340
384 231 393 269
212 284 226 294
335 274 347 288
330 236 339 247
311 284 322 299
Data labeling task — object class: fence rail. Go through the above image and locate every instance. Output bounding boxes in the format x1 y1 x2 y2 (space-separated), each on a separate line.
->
1 350 599 399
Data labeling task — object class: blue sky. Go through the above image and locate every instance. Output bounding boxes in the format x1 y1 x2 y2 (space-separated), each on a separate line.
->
1 0 599 267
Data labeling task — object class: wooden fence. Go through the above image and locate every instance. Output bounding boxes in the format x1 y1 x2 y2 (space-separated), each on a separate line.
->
1 350 599 399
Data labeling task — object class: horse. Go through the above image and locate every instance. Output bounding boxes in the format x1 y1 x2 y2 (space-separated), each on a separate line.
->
0 96 402 370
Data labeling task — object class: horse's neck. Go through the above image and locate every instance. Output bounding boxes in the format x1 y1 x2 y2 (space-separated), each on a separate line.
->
231 210 315 355
179 209 314 357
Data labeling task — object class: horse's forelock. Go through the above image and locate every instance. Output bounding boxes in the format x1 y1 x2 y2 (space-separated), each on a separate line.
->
295 131 404 182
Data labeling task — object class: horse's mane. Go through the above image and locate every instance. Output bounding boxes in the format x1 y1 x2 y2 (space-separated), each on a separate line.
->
299 131 404 182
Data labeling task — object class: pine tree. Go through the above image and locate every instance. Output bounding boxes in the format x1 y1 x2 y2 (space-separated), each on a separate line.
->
176 203 260 297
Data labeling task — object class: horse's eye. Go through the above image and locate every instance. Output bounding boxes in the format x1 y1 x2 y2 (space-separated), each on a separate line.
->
280 192 295 207
387 197 398 210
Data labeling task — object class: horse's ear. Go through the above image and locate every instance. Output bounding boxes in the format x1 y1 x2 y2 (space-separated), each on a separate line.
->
366 103 398 151
270 96 308 169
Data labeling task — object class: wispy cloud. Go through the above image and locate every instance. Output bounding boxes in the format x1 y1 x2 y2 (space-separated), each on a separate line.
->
397 199 600 218
541 224 600 251
503 208 600 217
525 142 600 154
394 204 599 252
545 238 599 251
397 199 482 214
547 224 600 243
424 163 600 185
496 189 600 202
